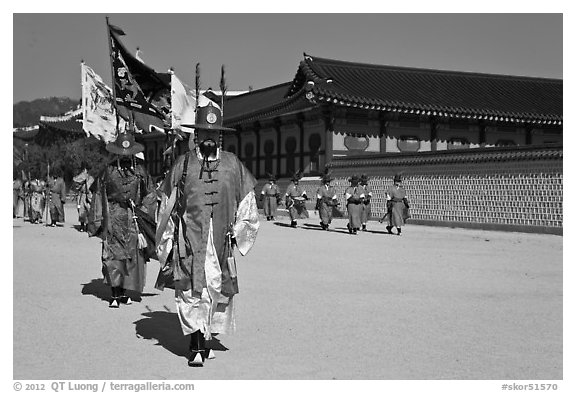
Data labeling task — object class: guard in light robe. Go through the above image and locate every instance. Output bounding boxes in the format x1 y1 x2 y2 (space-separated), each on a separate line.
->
285 170 308 228
155 101 259 367
73 162 94 232
260 174 281 221
315 170 338 230
345 174 364 235
359 174 372 231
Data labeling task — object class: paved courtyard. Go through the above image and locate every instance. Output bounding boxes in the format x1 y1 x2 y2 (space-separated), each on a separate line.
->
13 205 562 380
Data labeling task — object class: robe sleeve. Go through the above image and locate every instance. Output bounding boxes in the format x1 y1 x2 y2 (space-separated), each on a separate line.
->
155 156 185 265
232 156 260 256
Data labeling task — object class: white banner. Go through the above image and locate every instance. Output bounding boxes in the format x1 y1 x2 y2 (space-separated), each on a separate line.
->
81 63 125 143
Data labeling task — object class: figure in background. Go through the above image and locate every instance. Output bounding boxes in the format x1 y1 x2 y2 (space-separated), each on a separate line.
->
359 174 372 231
73 161 94 232
382 174 410 235
345 174 364 235
260 174 281 221
155 100 259 367
285 170 308 228
47 167 66 227
88 133 157 308
28 174 46 224
315 169 338 230
13 175 23 218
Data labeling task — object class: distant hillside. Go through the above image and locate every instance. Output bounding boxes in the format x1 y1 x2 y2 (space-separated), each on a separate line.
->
13 97 80 128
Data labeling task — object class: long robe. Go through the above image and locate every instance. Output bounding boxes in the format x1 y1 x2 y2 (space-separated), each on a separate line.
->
91 163 156 293
286 183 309 220
345 185 364 230
360 183 372 224
28 180 46 223
316 184 338 225
261 183 280 218
73 170 95 224
386 185 408 227
47 177 66 223
155 149 259 338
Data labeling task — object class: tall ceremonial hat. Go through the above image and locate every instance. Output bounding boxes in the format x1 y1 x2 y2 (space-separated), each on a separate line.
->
348 174 360 184
291 169 303 182
393 173 402 183
181 63 235 133
360 173 369 184
106 132 144 156
182 101 236 132
321 166 334 183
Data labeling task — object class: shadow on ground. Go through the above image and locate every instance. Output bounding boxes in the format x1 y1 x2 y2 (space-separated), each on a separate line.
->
81 278 157 303
134 311 228 358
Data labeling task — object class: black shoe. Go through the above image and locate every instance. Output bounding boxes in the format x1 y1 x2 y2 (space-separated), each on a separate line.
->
188 351 204 367
347 223 352 234
386 226 393 234
109 298 120 308
267 217 271 221
188 331 206 367
397 228 402 236
291 221 297 228
362 224 367 231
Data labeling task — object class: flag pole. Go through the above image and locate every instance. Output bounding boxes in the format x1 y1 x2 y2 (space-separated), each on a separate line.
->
105 16 120 135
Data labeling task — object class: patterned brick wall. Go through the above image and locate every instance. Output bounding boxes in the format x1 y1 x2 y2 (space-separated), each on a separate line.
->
318 145 562 233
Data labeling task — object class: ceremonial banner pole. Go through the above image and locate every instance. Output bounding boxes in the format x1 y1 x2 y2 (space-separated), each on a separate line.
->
105 16 120 135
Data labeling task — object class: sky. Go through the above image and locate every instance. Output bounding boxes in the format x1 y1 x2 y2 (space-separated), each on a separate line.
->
12 13 563 104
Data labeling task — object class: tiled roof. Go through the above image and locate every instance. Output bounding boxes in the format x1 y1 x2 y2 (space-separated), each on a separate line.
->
224 54 562 126
294 54 562 125
39 107 84 134
224 82 313 126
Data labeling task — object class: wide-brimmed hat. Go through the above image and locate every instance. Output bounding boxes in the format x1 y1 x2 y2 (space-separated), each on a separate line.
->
182 101 236 132
291 170 303 182
321 171 334 183
348 174 360 184
393 174 402 183
106 133 144 156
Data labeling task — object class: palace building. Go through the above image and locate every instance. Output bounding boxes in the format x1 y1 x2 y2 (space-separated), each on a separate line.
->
220 53 562 179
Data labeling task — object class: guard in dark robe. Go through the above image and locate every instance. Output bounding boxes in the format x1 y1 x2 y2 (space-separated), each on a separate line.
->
88 132 157 308
383 174 409 235
285 170 308 228
47 167 66 227
260 174 281 221
345 174 364 235
315 170 338 230
360 174 372 231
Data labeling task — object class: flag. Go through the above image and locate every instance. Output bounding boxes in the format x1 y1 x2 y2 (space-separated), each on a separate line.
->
108 23 170 125
81 63 126 143
171 73 221 131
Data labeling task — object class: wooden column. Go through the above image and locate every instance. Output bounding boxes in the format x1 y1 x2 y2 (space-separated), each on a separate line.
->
379 111 388 153
297 113 305 172
525 124 533 146
274 118 282 177
254 121 261 178
322 107 334 167
479 120 487 147
430 116 438 151
236 125 243 160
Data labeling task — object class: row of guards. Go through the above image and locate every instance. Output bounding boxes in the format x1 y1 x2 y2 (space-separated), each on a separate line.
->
261 171 411 235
